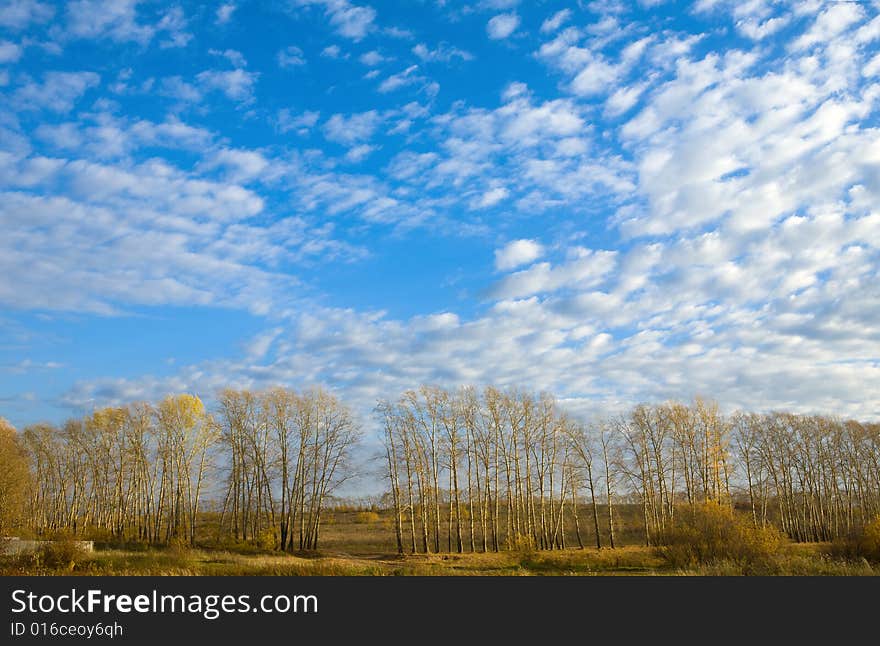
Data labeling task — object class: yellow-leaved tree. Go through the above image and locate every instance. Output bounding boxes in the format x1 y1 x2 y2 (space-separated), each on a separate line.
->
156 394 218 546
0 417 30 537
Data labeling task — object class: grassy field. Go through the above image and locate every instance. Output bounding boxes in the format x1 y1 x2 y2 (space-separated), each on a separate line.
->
2 541 877 576
3 506 878 576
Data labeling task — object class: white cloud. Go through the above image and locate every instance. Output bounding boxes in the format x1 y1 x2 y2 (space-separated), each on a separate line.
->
540 9 571 34
62 0 155 44
570 54 620 96
156 6 191 48
196 68 258 103
277 109 320 135
494 239 544 270
159 76 202 103
328 4 376 40
209 48 247 68
490 249 617 299
0 158 285 314
412 42 473 63
864 53 880 78
605 82 647 116
0 40 22 63
245 327 283 360
384 26 413 39
216 3 236 25
0 0 54 29
292 0 376 41
0 138 374 319
321 44 343 58
791 3 863 51
323 110 381 145
35 113 214 158
736 15 789 41
692 0 722 13
479 0 519 8
378 64 421 93
345 144 377 163
277 45 306 67
535 26 654 98
201 148 270 183
51 1 192 47
2 359 64 374
473 186 509 209
359 50 385 66
62 252 880 422
613 41 876 237
498 96 584 141
487 13 520 40
14 71 100 112
57 185 880 424
386 83 629 217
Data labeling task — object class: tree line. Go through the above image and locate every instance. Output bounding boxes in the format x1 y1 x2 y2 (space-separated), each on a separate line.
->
379 387 880 553
10 387 358 550
2 385 879 552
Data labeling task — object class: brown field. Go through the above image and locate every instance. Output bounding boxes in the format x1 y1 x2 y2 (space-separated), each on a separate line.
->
3 506 878 576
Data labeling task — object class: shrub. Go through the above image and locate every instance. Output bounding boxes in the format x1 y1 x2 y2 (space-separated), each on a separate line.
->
39 539 88 570
659 502 784 571
168 536 193 554
356 511 381 524
504 532 536 553
256 528 277 550
7 536 91 572
828 515 880 562
859 516 880 560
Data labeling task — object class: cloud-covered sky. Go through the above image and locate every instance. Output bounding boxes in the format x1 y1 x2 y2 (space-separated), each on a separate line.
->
2 0 880 430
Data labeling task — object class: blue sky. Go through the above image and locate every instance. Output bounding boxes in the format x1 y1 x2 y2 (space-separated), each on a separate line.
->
2 0 880 431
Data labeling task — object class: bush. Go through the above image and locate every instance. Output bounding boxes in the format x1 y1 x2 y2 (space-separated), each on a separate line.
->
356 511 381 524
853 515 880 561
7 537 91 572
167 536 193 554
828 515 880 562
39 539 88 570
256 528 277 550
659 502 784 571
504 532 536 553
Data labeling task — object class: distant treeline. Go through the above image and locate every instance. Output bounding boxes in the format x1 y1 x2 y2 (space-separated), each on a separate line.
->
2 386 879 552
13 388 358 550
380 387 880 553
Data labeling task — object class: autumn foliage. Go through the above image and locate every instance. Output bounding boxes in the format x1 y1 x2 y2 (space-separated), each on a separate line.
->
0 417 29 535
658 502 784 569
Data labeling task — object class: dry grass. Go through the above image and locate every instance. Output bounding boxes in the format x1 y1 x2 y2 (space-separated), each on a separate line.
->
2 545 672 576
5 506 878 576
3 543 876 576
0 543 815 576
